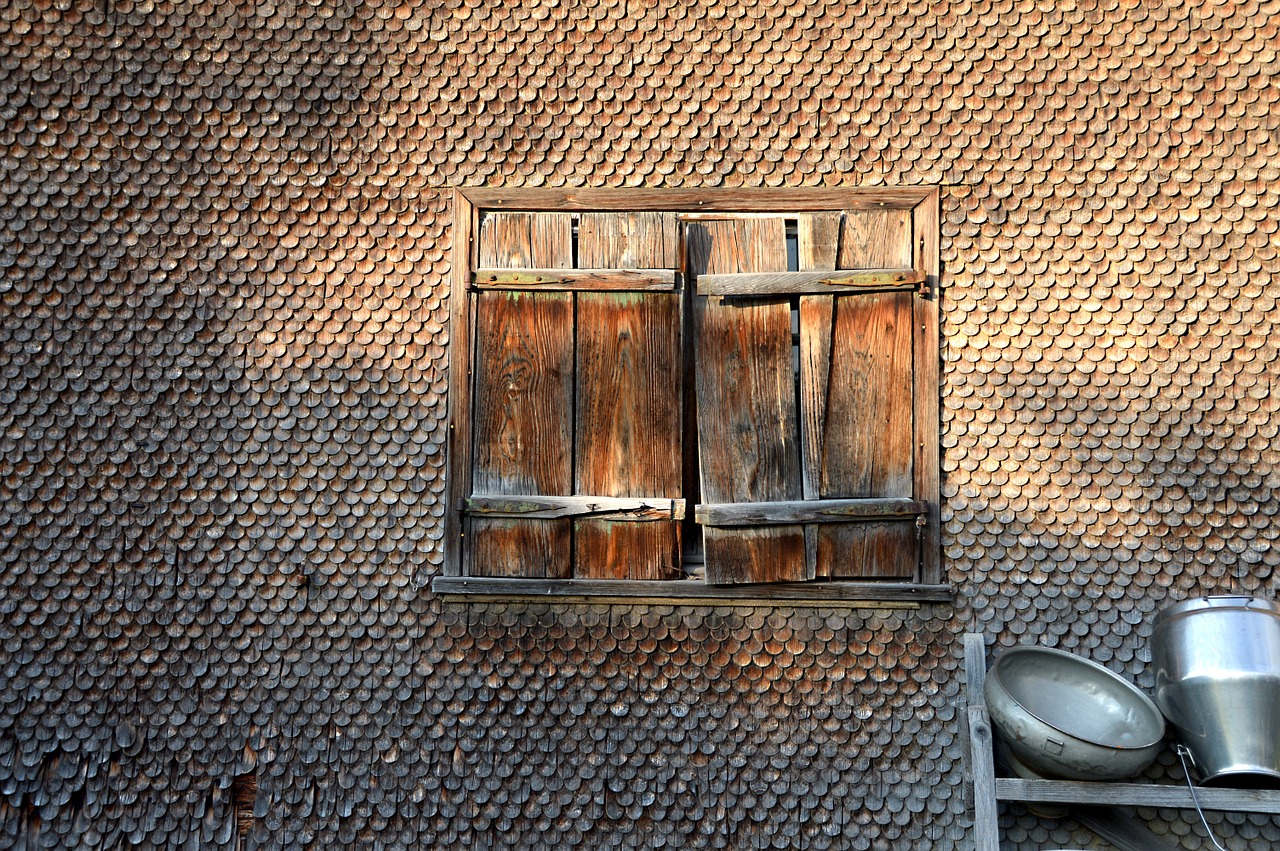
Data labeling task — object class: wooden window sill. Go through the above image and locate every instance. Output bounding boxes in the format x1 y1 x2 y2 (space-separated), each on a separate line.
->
431 576 954 608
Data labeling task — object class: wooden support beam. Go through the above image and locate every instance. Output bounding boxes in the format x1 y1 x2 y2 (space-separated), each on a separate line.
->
964 634 1001 851
969 705 1001 851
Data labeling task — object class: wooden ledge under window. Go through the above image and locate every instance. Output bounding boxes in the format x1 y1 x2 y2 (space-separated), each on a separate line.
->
430 576 955 608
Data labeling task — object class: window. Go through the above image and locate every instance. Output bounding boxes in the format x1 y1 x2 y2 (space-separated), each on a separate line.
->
435 188 947 604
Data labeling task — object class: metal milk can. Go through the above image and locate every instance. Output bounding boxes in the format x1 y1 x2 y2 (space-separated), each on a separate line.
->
1151 596 1280 786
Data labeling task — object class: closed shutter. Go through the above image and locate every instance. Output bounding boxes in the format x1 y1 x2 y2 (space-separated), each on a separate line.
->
465 212 683 580
689 211 928 585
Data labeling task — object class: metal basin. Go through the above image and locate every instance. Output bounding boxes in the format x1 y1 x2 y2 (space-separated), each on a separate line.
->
985 645 1165 781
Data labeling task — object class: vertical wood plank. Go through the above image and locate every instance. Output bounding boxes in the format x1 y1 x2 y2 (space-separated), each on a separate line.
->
820 292 915 497
472 292 574 495
914 190 943 584
578 212 678 269
964 633 1000 851
446 190 475 577
797 212 840 576
575 296 680 493
469 520 573 579
798 289 832 506
575 291 682 579
573 522 680 581
471 213 574 578
796 215 840 496
963 633 988 710
479 211 574 268
969 704 1001 851
574 212 682 580
680 221 702 570
531 212 575 267
801 210 918 578
817 519 917 578
839 209 913 269
796 212 841 273
690 219 808 584
479 211 531 267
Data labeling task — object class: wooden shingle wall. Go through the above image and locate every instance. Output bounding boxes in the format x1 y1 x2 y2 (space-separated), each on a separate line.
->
1 0 1278 848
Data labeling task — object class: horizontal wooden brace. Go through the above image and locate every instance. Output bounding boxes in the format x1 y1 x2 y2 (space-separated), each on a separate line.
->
695 498 926 527
465 494 685 521
472 268 677 292
696 268 925 296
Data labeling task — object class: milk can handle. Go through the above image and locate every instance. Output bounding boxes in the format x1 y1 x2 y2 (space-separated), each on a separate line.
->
1177 745 1228 851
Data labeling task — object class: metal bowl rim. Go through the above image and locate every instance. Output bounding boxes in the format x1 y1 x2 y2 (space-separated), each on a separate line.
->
990 645 1165 750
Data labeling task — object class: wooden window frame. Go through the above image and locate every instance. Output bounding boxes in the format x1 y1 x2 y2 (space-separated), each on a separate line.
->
433 187 951 606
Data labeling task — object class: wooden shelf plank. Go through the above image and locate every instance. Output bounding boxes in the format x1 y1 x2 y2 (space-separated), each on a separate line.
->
996 777 1280 814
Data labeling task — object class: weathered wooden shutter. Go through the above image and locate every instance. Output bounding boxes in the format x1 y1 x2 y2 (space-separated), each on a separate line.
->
690 211 928 584
466 211 683 580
